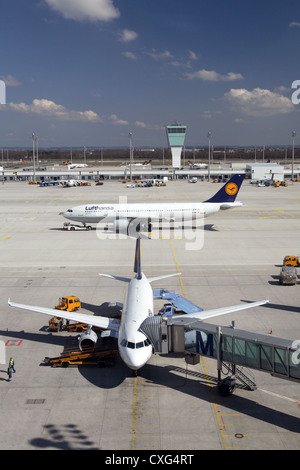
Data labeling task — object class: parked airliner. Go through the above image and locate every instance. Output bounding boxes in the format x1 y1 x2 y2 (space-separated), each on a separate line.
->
62 174 245 232
8 237 268 371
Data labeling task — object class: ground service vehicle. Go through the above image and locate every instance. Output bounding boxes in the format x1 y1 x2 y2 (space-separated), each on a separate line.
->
63 222 92 231
55 296 81 312
279 266 297 285
283 256 300 267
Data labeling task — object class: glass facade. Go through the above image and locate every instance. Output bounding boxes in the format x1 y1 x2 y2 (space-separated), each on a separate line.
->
166 126 187 147
185 327 300 381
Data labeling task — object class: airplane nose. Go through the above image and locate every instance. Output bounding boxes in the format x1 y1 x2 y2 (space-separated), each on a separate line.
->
120 345 152 371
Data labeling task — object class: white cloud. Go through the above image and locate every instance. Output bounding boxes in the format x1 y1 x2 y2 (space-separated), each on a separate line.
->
44 0 120 22
122 51 137 60
119 29 138 43
7 98 102 121
135 121 148 129
0 75 21 87
109 114 128 125
289 22 300 28
200 111 212 119
148 50 173 60
135 121 163 131
224 88 294 116
186 69 243 82
188 50 198 61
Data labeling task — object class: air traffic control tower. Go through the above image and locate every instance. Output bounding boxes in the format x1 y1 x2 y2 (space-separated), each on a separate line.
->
166 122 187 167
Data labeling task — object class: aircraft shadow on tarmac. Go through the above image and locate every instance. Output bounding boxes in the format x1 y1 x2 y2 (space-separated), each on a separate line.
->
0 329 67 348
80 301 121 317
78 361 300 434
2 329 299 434
29 423 99 450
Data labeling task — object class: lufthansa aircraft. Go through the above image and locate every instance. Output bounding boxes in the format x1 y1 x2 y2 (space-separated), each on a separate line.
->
8 237 268 371
62 174 245 232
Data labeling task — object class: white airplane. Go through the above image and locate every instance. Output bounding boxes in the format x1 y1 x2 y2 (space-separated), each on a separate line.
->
62 179 79 187
8 237 268 371
188 161 208 169
62 174 245 232
68 163 88 169
62 179 91 187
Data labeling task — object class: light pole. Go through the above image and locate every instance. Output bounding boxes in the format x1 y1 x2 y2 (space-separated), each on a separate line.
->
35 134 39 166
32 133 36 182
292 131 296 181
128 133 133 181
207 132 212 181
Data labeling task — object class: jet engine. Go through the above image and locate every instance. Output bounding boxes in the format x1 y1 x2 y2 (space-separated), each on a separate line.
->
114 219 131 234
78 325 98 349
114 219 152 235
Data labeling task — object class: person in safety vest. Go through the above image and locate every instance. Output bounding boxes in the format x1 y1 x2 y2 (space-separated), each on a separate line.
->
9 358 16 373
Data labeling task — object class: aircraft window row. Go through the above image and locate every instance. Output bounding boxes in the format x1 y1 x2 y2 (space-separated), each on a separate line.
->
120 338 151 349
116 209 197 213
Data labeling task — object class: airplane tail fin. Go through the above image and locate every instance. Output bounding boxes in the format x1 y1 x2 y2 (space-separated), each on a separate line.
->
204 174 245 203
134 236 142 280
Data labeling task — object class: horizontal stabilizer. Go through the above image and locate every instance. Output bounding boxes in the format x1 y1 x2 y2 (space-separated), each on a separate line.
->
99 274 131 283
148 272 181 283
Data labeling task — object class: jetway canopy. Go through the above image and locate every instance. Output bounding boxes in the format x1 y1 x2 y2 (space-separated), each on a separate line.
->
139 316 300 383
172 318 300 382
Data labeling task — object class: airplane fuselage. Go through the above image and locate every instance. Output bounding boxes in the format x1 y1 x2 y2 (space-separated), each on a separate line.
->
119 273 153 370
63 201 242 225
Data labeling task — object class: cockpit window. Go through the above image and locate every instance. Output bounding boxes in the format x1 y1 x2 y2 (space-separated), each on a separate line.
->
120 339 151 349
67 209 73 212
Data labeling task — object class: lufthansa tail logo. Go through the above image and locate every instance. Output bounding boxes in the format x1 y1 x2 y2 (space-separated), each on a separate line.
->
225 182 238 196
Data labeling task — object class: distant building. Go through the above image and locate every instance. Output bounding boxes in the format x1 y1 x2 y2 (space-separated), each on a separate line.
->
246 163 284 181
166 122 187 167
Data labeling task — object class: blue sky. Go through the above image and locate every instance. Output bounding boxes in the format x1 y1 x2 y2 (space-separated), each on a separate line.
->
0 0 299 148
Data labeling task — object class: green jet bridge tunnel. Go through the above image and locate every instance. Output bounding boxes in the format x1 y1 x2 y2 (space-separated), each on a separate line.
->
139 315 300 396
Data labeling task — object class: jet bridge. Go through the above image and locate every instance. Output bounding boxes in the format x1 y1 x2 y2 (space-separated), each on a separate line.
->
139 315 300 394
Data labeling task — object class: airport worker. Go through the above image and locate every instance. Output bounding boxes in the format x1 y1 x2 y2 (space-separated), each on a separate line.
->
9 357 16 373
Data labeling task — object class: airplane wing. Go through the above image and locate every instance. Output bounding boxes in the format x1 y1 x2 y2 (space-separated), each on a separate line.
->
7 299 120 333
173 299 269 323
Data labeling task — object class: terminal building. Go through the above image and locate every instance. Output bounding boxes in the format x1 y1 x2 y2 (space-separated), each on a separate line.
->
246 163 285 182
166 122 187 167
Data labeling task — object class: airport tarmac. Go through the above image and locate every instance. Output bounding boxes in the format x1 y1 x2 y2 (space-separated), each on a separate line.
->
0 178 299 450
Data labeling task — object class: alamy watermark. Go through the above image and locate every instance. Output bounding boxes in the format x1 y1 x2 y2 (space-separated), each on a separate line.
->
291 80 300 105
0 80 6 105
